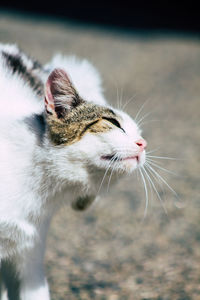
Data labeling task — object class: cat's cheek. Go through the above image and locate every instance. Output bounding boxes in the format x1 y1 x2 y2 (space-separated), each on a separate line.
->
89 154 112 169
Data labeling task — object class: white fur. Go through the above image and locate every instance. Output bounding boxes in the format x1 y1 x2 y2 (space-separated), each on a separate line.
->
0 44 145 300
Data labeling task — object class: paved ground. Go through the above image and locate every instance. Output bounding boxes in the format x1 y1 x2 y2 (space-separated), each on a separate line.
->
0 11 200 300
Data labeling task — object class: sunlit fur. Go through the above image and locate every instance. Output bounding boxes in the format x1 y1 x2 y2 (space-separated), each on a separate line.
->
0 44 150 300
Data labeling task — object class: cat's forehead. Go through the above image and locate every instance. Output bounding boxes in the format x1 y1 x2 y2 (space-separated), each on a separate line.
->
63 103 118 124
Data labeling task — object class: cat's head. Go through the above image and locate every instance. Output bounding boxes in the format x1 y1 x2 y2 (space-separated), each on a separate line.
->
44 68 147 184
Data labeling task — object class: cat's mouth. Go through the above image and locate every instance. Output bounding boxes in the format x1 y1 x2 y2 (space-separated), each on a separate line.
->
101 154 139 162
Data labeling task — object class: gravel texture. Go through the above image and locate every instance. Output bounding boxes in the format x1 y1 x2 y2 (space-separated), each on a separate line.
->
0 11 200 300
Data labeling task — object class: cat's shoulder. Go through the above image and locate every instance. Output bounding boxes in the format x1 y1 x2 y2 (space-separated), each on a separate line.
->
0 43 43 74
0 43 45 96
0 44 44 121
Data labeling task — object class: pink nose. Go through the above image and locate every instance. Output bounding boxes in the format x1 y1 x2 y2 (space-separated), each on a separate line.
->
136 138 147 151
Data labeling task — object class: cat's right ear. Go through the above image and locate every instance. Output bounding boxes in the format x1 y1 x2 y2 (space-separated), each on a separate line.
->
44 68 83 119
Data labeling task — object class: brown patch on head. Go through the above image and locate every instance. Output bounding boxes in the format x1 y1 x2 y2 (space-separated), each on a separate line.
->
44 68 121 145
47 103 120 145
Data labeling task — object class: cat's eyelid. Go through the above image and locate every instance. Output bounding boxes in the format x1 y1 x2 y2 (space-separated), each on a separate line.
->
102 117 125 133
81 120 99 135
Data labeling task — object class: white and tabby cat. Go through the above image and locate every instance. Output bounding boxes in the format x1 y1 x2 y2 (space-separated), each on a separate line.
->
0 44 147 300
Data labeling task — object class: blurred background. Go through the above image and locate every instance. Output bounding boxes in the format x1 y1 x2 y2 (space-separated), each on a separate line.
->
0 2 200 299
1 1 200 31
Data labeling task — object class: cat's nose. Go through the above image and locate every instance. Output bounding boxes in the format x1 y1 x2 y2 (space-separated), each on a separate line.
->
135 138 147 151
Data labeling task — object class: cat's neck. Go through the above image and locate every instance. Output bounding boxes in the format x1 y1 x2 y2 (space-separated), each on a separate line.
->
31 138 91 205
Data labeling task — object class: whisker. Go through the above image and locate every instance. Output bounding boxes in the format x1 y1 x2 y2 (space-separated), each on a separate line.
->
145 163 168 205
107 156 119 192
115 85 124 110
122 93 137 111
143 166 154 207
147 155 182 161
134 98 150 123
119 86 124 111
139 168 149 219
146 163 178 198
146 159 179 176
143 165 168 215
145 163 165 194
141 166 155 218
137 110 154 127
114 82 122 110
116 84 120 110
97 158 115 195
139 119 161 128
146 148 161 155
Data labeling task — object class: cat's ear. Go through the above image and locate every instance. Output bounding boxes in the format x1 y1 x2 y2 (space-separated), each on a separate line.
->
44 68 83 118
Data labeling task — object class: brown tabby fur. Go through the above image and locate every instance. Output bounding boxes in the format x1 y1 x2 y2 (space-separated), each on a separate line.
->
47 103 120 146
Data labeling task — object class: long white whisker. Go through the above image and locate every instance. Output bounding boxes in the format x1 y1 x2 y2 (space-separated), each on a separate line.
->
143 165 168 215
145 162 161 184
139 168 149 219
139 119 161 128
147 155 182 161
146 159 179 176
107 157 118 192
146 163 178 198
116 84 120 110
145 163 169 209
114 82 122 110
137 110 154 127
97 158 115 195
141 166 154 215
116 86 124 110
146 148 161 155
145 163 166 195
122 93 137 111
134 98 150 122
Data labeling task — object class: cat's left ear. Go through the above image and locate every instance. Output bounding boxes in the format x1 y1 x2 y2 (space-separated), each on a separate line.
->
44 68 83 118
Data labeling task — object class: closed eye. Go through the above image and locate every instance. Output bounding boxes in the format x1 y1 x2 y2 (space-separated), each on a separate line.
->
81 120 99 135
102 117 125 132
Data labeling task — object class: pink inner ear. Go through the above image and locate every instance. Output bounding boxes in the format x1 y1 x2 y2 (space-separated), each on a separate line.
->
45 97 54 113
53 68 71 83
44 68 70 115
44 68 82 118
48 68 71 93
44 78 56 114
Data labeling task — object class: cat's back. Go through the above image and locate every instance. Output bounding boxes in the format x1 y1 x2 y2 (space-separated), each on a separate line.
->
0 44 45 122
0 45 46 201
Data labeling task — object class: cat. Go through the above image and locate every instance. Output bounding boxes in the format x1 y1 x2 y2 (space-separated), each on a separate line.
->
0 44 147 300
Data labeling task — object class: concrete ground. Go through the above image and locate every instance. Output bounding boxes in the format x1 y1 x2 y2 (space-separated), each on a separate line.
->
0 11 200 300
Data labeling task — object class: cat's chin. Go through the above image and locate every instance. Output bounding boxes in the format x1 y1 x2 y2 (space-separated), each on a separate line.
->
119 159 141 174
100 153 145 174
